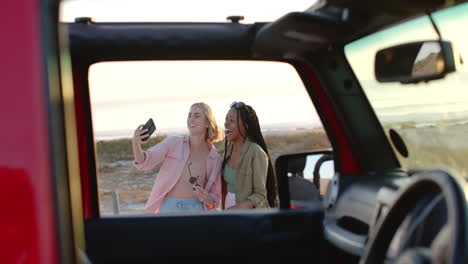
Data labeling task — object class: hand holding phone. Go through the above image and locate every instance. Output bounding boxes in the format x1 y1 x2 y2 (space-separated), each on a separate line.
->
140 118 156 141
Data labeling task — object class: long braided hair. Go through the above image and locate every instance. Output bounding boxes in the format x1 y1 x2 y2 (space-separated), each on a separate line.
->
222 102 279 208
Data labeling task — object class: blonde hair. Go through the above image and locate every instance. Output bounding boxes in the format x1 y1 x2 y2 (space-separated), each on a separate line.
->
191 102 223 143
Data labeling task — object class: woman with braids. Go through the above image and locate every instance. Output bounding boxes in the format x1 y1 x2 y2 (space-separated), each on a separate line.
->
222 101 278 209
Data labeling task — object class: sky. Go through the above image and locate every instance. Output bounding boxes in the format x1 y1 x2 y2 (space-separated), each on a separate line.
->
88 61 321 139
60 0 318 23
59 0 322 139
59 0 468 139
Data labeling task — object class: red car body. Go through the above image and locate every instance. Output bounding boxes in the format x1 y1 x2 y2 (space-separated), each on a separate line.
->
2 0 466 263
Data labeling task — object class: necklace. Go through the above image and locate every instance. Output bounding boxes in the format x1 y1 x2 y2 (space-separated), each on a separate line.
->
187 161 200 190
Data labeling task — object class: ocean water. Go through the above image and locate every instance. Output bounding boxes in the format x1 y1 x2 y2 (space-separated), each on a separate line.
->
94 121 323 141
92 94 323 140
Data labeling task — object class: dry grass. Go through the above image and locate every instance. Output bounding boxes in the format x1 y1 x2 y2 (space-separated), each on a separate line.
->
96 129 330 163
264 130 331 163
391 125 468 177
96 135 167 162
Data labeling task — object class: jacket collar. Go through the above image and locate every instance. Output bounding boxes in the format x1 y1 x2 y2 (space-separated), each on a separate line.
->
226 138 253 166
237 138 252 165
227 137 252 154
239 138 252 156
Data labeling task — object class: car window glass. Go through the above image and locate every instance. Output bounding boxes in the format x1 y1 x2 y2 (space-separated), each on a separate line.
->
88 60 330 216
345 3 468 179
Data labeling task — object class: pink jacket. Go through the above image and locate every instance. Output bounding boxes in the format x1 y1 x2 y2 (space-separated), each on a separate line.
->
134 136 222 214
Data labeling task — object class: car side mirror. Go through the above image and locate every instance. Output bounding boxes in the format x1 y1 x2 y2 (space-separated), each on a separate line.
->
275 150 334 209
375 40 462 83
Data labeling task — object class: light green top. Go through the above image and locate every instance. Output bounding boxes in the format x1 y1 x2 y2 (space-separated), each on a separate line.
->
223 164 237 193
224 139 270 208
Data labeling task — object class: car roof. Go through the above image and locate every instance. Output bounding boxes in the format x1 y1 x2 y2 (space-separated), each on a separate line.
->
313 0 467 40
254 0 468 59
65 0 468 62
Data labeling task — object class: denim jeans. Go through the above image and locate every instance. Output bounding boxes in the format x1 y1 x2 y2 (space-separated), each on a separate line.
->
159 197 204 214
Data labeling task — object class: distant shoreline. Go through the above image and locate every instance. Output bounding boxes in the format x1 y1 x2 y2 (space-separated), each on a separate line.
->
94 125 325 141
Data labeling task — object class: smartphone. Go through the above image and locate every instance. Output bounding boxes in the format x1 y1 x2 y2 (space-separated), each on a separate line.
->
140 118 156 141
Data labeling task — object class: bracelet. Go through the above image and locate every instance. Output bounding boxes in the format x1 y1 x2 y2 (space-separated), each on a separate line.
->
206 201 217 210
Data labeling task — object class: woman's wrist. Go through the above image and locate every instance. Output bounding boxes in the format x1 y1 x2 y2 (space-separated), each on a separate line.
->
134 152 145 164
206 200 217 209
202 197 213 205
202 196 216 209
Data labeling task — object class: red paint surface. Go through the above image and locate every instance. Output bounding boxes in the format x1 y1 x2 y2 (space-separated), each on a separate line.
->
72 66 94 219
0 0 58 263
301 64 361 173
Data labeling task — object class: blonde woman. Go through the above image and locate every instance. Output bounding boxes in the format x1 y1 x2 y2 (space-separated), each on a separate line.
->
133 102 223 214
